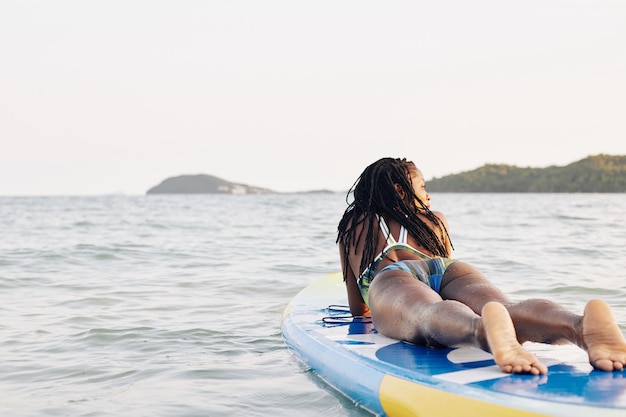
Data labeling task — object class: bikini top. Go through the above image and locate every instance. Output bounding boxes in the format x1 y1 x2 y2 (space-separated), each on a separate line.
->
358 215 431 283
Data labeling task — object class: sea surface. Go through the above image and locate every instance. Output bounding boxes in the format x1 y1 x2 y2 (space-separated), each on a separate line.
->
1 193 626 417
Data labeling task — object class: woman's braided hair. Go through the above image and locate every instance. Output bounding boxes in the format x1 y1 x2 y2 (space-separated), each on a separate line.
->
337 157 452 280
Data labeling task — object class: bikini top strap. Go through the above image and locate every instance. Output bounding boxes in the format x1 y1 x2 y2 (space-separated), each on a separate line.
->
377 215 397 245
398 225 408 244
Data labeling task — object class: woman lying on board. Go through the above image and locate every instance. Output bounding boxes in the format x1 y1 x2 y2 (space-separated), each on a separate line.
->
337 157 626 375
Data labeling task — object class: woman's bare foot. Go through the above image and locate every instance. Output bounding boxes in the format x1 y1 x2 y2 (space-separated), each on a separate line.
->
481 302 548 375
582 299 626 371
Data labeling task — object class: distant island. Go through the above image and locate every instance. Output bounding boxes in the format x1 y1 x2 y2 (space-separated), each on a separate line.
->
427 154 626 193
146 174 275 195
146 174 335 195
147 154 626 194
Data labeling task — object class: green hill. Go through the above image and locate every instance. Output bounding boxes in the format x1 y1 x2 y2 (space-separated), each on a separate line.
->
427 154 626 193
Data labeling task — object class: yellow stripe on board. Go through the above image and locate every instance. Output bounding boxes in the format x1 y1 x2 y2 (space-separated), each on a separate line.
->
379 375 549 417
280 303 291 323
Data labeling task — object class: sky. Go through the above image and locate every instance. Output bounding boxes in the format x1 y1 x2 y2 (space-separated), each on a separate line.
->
1 0 625 195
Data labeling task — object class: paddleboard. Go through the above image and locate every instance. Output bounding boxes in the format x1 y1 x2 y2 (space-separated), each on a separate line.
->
281 272 626 417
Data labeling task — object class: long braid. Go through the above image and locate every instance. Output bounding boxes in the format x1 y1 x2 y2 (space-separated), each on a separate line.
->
337 158 452 281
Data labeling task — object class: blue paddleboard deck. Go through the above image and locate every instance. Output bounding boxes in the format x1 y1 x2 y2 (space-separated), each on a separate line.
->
281 273 626 417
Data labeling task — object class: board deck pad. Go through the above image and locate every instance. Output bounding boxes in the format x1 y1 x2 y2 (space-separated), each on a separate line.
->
281 273 626 417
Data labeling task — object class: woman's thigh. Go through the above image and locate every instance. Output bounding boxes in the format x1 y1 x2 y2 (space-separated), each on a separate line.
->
439 260 511 314
370 266 443 306
369 263 490 346
368 267 444 341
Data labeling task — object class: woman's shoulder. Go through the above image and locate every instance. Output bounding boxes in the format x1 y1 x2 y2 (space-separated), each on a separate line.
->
430 210 449 227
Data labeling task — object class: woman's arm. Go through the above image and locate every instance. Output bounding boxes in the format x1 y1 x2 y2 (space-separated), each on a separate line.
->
339 242 370 317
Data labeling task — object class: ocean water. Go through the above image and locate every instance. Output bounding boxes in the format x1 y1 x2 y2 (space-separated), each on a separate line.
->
1 193 626 417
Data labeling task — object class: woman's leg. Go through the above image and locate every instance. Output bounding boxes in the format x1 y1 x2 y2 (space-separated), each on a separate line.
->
440 261 626 371
368 267 546 374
